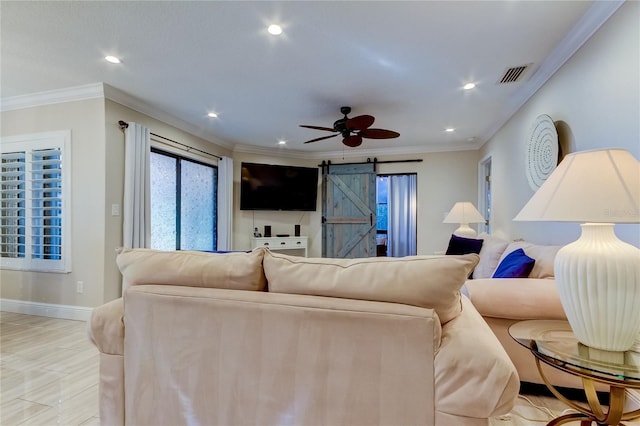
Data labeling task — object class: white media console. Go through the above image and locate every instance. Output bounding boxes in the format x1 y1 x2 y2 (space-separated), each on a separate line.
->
251 236 308 257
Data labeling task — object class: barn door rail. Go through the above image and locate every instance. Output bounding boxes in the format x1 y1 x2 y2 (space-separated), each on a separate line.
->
319 157 422 173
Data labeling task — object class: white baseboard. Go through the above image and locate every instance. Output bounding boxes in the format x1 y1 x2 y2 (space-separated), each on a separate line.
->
0 298 92 321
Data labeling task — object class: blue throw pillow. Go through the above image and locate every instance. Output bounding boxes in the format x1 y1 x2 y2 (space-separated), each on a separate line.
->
445 234 484 255
492 248 535 278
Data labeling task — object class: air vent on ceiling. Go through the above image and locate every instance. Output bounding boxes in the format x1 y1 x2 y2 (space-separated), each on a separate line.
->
498 63 532 84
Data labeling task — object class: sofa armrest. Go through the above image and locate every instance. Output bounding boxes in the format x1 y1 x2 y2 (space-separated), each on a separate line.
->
87 297 124 355
465 278 567 320
434 296 520 419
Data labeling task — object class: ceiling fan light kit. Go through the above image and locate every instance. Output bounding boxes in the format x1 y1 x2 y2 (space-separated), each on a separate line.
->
300 106 400 147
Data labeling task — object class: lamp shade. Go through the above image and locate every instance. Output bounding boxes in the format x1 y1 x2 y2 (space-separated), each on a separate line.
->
443 202 485 224
443 202 485 238
514 149 640 223
513 148 640 351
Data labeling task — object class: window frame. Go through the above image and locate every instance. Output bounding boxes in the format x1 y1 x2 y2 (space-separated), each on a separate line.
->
1 131 72 273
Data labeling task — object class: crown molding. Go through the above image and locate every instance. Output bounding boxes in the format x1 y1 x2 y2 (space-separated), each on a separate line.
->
233 140 480 160
0 83 105 112
102 84 235 151
480 0 624 145
1 82 235 151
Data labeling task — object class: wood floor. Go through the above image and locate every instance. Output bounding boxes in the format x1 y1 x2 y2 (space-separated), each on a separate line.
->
1 311 638 426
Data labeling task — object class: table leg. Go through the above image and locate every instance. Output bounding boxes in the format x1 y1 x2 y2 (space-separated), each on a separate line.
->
533 357 637 425
546 412 596 425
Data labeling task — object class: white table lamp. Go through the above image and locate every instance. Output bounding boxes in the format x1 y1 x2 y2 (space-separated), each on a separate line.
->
443 202 485 237
514 148 640 351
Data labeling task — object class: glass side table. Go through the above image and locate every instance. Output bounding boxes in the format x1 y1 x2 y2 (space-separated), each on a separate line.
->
509 320 640 425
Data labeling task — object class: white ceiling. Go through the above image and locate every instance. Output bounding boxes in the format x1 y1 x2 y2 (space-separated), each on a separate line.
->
0 1 621 157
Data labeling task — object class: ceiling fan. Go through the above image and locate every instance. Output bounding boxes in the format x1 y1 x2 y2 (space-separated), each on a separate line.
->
300 106 400 147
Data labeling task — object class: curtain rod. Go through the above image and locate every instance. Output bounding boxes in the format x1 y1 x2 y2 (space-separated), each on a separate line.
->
118 120 222 160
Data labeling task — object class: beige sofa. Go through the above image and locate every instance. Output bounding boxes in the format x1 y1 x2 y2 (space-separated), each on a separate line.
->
89 248 519 426
461 235 586 389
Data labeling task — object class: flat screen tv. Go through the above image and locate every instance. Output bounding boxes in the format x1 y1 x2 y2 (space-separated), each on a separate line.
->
240 162 319 211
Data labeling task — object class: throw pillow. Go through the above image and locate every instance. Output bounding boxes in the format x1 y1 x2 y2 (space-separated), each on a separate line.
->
496 242 561 279
492 248 535 278
263 251 479 324
474 233 509 279
445 234 484 255
116 247 267 291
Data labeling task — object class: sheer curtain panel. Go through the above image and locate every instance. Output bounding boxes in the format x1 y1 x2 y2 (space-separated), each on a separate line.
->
123 123 151 248
388 174 417 257
217 156 233 251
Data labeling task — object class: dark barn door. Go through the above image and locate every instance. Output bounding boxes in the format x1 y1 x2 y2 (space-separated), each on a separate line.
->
322 163 376 258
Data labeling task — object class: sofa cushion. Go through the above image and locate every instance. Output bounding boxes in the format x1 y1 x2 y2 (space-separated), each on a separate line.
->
474 234 509 279
464 278 567 320
116 247 267 291
263 251 479 324
492 248 535 278
445 234 483 255
496 242 561 278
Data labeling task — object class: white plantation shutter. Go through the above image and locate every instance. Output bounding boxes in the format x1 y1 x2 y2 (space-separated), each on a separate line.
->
1 151 26 259
1 131 71 272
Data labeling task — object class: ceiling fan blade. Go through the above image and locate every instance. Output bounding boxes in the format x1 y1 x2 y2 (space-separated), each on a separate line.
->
303 134 339 144
299 125 337 132
346 115 374 131
359 128 400 139
343 135 362 147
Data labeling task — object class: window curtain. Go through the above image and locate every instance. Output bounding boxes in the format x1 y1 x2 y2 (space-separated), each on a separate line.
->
388 174 417 257
123 123 151 248
217 156 234 250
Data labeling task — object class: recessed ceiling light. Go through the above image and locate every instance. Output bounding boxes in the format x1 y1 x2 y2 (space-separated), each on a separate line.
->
463 83 476 90
268 24 283 36
207 112 218 118
278 140 286 145
105 55 121 64
445 128 455 132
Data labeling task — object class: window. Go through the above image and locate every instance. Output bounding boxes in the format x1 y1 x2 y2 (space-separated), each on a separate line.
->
376 176 389 237
1 131 71 272
150 148 217 251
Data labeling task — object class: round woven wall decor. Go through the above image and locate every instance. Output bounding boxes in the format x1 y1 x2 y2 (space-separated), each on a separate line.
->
526 114 559 191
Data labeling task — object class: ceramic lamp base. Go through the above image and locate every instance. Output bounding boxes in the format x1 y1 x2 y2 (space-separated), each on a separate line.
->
555 223 640 351
453 224 477 238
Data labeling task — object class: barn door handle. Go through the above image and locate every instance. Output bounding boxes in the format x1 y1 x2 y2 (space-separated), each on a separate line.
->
370 213 373 226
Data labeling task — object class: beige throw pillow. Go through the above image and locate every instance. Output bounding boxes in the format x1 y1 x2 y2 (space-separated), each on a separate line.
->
116 247 267 291
263 251 479 324
474 234 509 279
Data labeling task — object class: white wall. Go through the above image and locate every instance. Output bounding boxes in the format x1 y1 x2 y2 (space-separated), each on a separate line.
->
1 99 107 310
232 150 480 256
104 100 232 300
0 96 235 312
232 152 324 256
480 1 639 247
